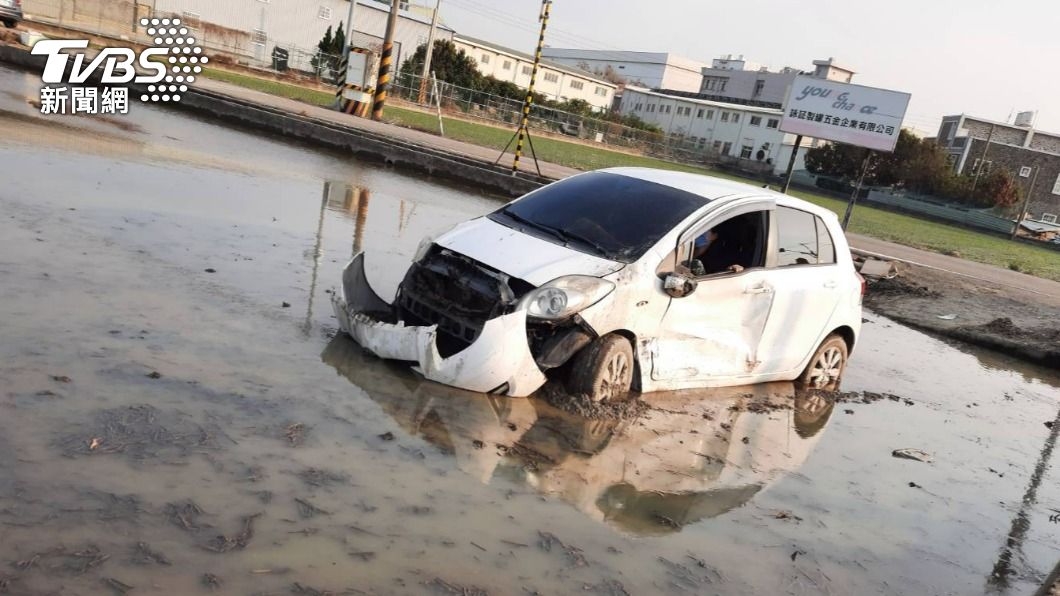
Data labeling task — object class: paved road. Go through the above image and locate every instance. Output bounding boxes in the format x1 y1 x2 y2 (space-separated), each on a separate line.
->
200 76 1060 303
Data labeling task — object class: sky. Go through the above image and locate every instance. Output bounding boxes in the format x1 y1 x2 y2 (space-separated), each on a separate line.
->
436 0 1060 135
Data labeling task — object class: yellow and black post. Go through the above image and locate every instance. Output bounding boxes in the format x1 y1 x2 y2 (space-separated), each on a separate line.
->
372 0 401 121
509 0 551 174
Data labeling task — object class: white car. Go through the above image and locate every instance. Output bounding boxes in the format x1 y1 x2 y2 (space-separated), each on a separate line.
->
333 167 864 402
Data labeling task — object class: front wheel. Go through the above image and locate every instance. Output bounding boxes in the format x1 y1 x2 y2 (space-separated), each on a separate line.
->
796 334 849 391
568 334 634 403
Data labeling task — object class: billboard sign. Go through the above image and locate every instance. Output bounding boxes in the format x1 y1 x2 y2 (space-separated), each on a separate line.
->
781 75 911 152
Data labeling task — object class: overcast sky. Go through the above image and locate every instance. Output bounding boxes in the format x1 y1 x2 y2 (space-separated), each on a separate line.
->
437 0 1060 135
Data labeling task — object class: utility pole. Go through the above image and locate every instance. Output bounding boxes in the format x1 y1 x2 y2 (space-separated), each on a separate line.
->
372 0 401 121
1010 166 1040 240
342 0 357 60
417 0 441 104
971 123 995 192
495 0 551 174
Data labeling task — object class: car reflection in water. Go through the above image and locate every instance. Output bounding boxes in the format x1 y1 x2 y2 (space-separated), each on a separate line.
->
322 334 835 536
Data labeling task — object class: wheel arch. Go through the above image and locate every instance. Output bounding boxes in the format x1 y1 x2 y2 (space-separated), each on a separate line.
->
831 325 857 352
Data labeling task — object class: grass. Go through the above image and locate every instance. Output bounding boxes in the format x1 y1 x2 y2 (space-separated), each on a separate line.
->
200 67 1060 282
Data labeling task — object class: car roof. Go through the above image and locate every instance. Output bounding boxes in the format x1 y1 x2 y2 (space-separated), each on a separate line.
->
599 167 839 222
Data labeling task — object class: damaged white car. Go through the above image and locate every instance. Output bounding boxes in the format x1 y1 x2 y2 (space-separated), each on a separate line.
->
333 167 864 401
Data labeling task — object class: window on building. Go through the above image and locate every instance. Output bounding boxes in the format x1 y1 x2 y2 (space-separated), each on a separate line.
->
481 54 490 65
720 112 730 122
648 104 655 112
766 118 779 129
689 136 698 144
706 109 714 120
595 86 608 96
722 141 733 155
713 140 722 151
251 29 267 46
318 6 332 19
776 207 820 267
543 72 559 83
570 80 584 90
502 60 512 70
696 108 704 118
698 138 706 148
753 79 764 98
731 113 740 123
1053 173 1060 195
750 116 762 126
740 145 753 159
522 65 532 76
634 103 642 111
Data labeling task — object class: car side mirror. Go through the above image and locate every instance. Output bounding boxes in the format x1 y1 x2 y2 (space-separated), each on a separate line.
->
663 273 697 298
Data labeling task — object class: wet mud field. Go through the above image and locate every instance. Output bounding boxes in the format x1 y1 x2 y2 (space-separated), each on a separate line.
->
1 64 1059 594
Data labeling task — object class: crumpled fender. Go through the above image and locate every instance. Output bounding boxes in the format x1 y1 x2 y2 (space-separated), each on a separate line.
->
333 253 548 397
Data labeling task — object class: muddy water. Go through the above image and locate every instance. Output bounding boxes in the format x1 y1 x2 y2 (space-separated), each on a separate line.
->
1 63 1058 595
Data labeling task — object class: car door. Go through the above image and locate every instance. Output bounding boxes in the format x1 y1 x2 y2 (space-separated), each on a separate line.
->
756 207 844 374
650 199 777 386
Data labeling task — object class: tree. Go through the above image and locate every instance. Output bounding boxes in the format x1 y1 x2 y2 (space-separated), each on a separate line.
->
399 40 481 88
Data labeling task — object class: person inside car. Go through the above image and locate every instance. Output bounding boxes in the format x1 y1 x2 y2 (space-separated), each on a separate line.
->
693 228 745 274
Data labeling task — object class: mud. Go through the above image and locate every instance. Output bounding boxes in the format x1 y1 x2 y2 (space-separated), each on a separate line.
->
864 262 1060 368
1 63 1059 594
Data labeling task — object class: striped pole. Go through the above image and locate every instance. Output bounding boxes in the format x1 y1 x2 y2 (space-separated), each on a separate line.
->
372 0 401 121
512 0 551 173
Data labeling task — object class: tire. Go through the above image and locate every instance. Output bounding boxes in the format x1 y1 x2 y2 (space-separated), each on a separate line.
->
796 334 849 391
2 20 15 29
568 334 634 403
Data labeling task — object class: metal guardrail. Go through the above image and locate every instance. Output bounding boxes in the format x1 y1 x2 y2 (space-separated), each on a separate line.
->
865 190 1017 234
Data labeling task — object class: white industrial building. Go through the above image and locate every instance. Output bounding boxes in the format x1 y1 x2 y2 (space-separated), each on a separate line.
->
539 49 708 93
153 0 453 71
620 87 818 175
699 56 856 105
453 35 617 111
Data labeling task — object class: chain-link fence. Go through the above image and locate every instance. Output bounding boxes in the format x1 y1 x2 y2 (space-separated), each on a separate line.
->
21 0 346 81
391 71 727 167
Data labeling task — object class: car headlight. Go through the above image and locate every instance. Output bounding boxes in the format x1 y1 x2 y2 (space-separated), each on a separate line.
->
412 237 434 263
522 275 615 321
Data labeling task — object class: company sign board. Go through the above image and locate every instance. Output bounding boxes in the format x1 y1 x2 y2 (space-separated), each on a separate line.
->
781 75 911 152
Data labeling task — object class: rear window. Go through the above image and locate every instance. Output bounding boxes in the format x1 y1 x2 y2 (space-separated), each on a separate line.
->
776 206 837 266
488 172 707 263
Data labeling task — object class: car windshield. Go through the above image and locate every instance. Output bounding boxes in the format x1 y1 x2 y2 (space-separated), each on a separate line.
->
488 172 707 263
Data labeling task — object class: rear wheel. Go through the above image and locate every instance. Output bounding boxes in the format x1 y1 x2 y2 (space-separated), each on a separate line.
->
796 334 848 391
568 334 634 403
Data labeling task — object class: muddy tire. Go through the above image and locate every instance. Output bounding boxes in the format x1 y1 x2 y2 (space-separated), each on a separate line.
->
796 334 849 391
568 334 634 403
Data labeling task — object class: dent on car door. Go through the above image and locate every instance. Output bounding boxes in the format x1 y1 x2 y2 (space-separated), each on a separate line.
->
756 208 845 374
650 202 777 385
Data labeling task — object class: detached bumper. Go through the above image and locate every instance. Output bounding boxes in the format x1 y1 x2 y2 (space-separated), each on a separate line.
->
332 253 548 397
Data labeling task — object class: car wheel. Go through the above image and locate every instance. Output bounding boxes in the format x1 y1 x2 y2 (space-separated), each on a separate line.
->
568 334 634 403
797 334 848 391
2 20 15 28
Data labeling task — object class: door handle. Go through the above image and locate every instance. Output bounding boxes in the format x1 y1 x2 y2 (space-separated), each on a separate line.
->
823 280 838 289
744 285 773 295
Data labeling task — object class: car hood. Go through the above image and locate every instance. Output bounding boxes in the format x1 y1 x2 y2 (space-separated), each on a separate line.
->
434 217 625 286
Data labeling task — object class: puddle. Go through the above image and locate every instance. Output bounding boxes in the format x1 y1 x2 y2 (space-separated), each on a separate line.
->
0 63 1058 595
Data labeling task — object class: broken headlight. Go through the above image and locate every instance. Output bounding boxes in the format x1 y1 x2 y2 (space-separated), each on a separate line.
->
522 276 614 321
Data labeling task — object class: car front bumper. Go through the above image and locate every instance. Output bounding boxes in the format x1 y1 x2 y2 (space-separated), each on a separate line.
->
332 253 548 397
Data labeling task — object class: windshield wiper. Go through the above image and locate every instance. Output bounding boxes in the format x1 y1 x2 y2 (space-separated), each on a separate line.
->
551 228 612 258
499 209 568 243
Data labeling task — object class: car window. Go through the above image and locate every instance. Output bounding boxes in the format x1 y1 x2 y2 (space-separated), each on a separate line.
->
776 206 819 266
682 210 769 277
816 216 836 264
488 172 706 263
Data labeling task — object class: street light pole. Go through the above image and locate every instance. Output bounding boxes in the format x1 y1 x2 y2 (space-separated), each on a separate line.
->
418 0 442 104
343 0 357 60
